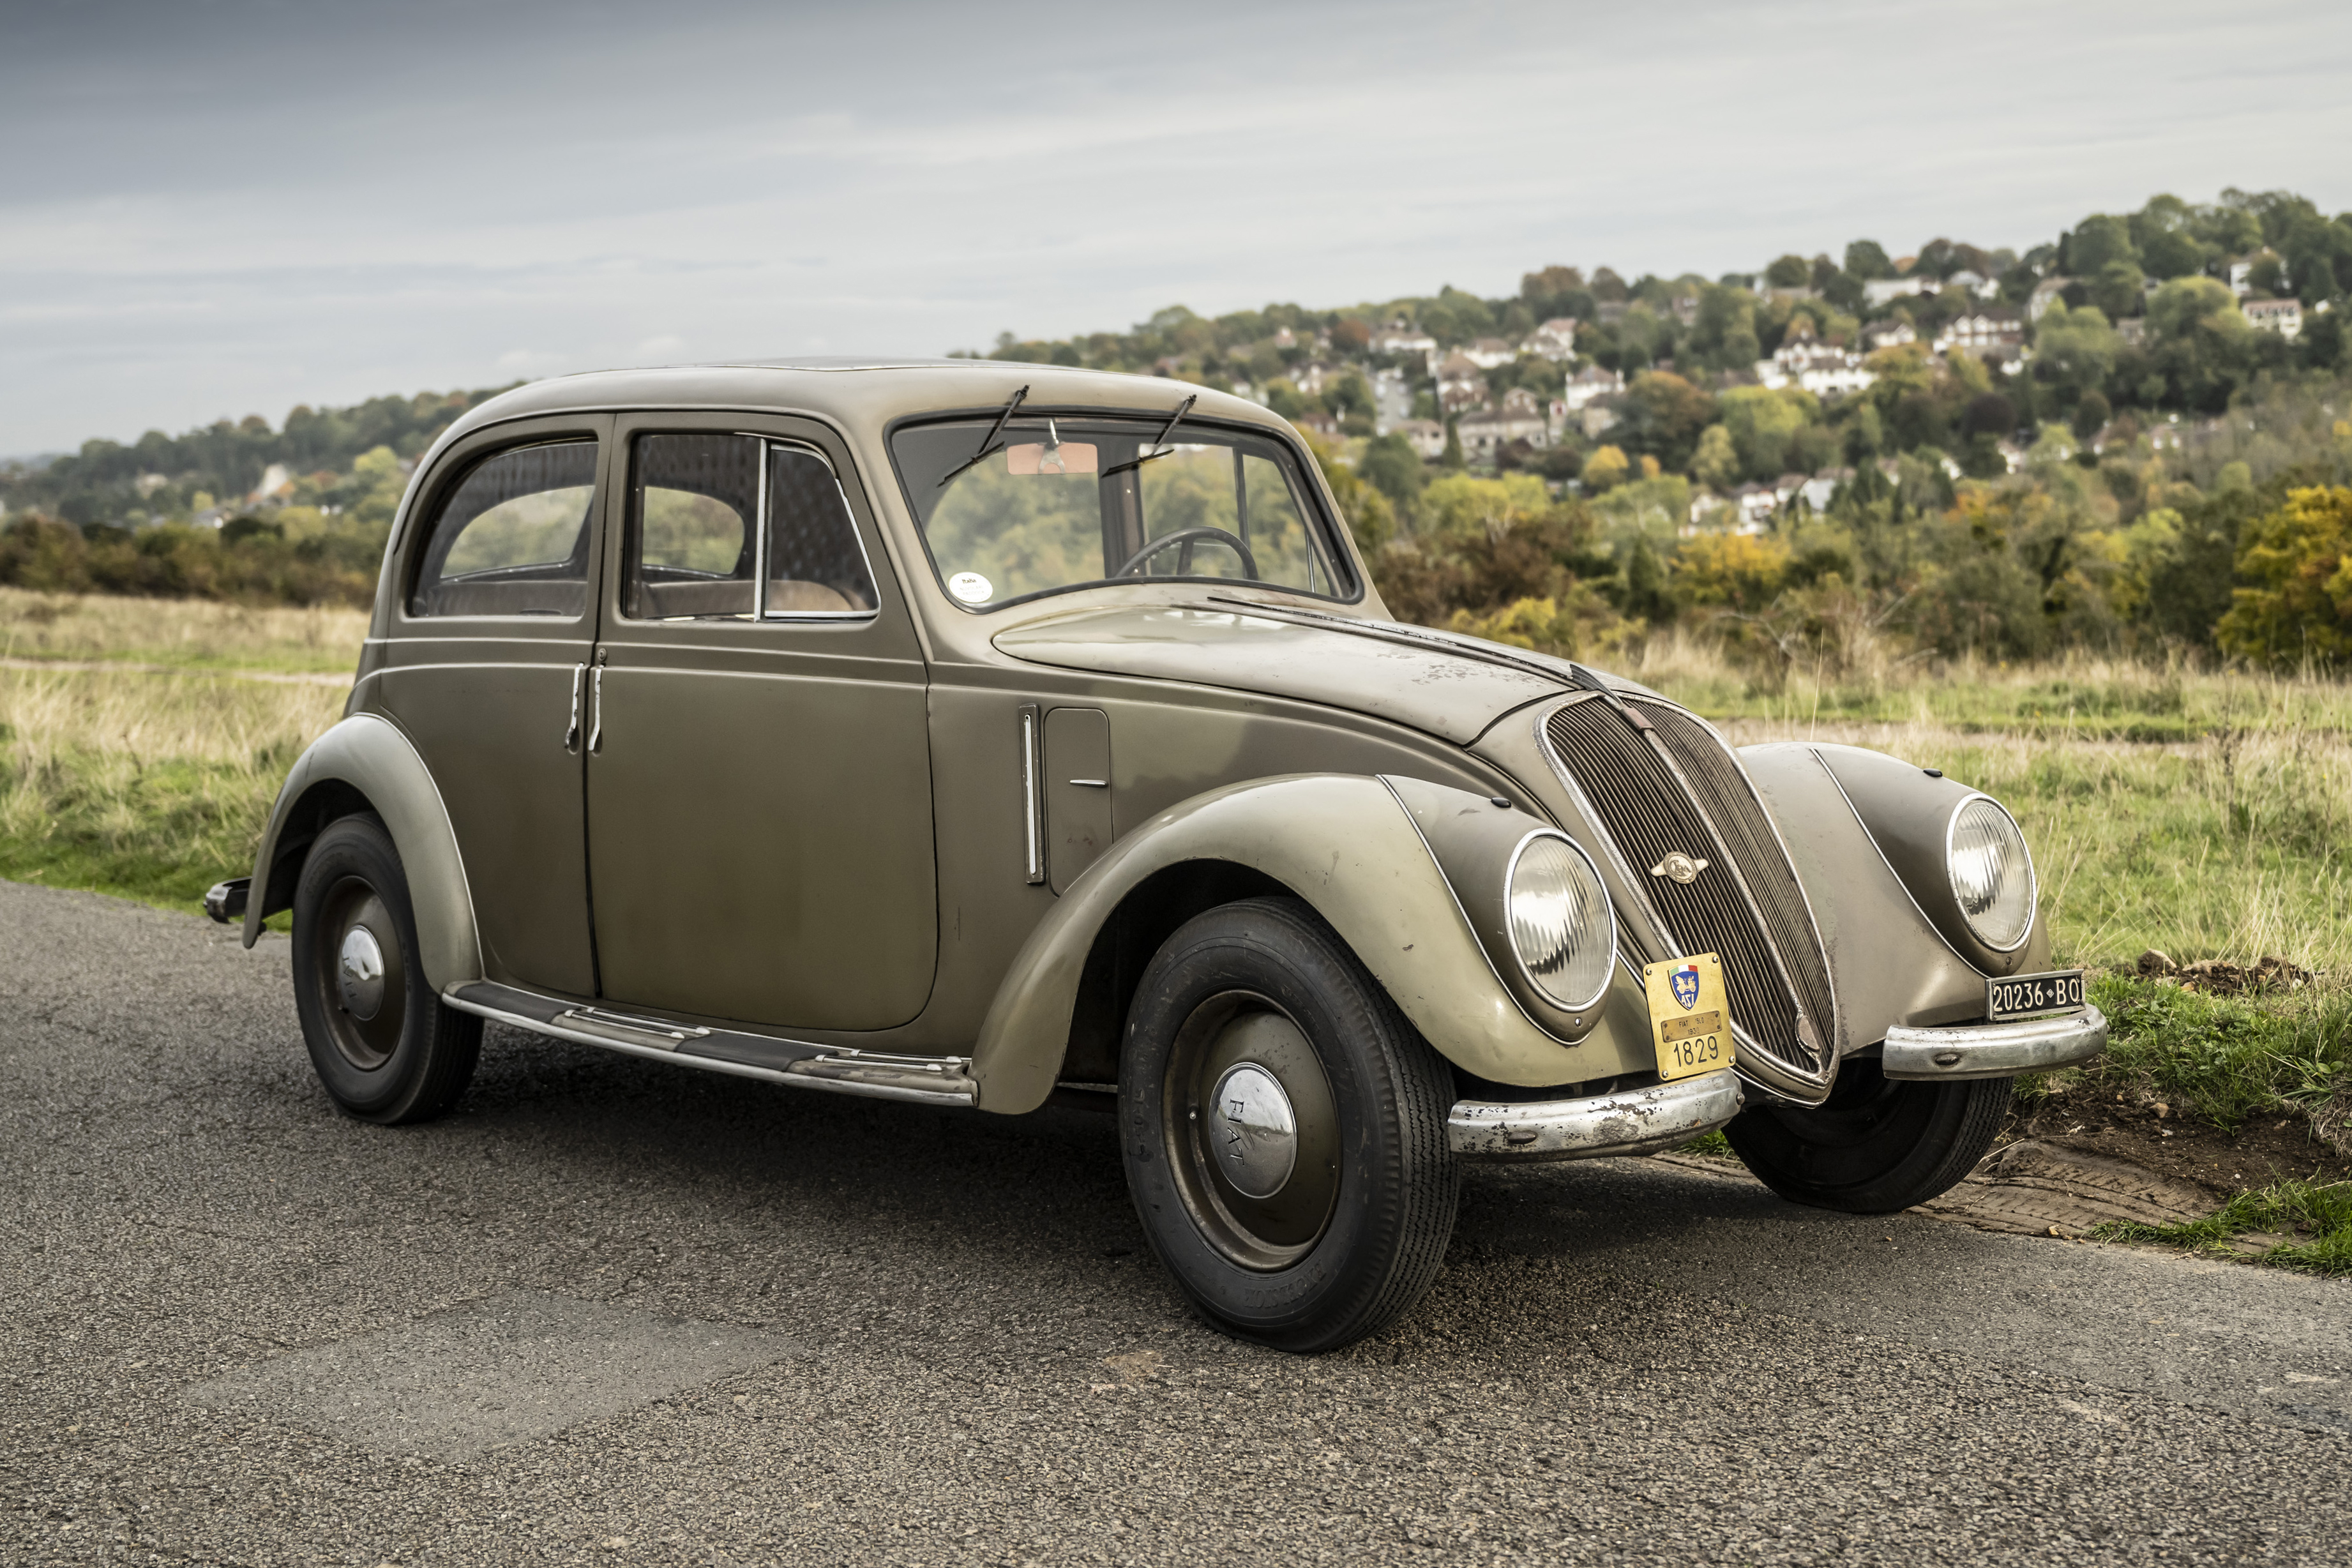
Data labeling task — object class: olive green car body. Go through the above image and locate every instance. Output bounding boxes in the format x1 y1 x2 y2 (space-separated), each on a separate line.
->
241 361 2060 1119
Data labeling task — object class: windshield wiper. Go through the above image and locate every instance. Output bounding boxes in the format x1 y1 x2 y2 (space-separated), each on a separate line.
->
935 384 1029 488
1103 394 1198 479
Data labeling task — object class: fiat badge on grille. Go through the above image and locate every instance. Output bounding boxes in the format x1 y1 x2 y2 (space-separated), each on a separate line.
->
1650 852 1708 884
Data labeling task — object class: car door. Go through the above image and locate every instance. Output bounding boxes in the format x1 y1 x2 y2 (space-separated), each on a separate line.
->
584 412 937 1029
379 414 610 997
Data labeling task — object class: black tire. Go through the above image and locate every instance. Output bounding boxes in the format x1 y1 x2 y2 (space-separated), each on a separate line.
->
1724 1056 2009 1213
290 813 481 1126
1119 897 1460 1353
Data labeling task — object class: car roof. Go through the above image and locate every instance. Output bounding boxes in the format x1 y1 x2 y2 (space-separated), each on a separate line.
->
432 359 1289 453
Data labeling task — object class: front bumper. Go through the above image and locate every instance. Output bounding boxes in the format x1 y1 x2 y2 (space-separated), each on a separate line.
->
1448 1068 1745 1163
1879 1004 2108 1082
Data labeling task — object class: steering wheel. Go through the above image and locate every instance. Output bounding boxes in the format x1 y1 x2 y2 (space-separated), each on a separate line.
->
1115 527 1260 581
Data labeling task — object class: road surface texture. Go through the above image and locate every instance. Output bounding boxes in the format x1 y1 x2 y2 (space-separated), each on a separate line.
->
3 878 2346 1566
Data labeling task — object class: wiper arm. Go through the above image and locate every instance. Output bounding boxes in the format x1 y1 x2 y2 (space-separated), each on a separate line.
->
1102 394 1198 478
935 384 1030 488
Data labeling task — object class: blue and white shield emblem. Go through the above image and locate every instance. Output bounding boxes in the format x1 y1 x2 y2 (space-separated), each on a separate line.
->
1670 965 1701 1011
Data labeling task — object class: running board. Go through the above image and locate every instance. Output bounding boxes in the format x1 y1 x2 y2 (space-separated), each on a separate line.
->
442 981 978 1108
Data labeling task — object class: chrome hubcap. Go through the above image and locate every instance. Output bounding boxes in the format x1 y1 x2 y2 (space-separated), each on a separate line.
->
1209 1063 1297 1199
338 926 387 1020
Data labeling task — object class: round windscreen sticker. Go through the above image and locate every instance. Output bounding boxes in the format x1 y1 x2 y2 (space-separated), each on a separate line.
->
947 571 993 603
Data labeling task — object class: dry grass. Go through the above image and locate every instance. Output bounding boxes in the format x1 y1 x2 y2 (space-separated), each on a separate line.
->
0 665 347 910
0 584 368 674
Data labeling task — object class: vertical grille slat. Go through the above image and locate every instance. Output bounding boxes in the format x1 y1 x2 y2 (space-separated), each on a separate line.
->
1544 697 1832 1082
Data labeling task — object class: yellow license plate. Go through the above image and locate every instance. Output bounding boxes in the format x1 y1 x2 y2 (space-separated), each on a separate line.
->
1643 954 1736 1082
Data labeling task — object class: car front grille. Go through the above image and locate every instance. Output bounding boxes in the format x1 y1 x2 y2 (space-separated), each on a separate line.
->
1542 694 1832 1083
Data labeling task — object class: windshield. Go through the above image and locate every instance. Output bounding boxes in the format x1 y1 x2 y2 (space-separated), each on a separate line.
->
891 412 1350 610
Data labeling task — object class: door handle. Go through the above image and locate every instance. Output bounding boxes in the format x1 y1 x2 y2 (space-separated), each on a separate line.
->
564 663 585 753
588 665 605 755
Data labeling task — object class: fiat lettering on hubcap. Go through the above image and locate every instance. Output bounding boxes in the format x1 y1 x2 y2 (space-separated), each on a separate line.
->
1209 1062 1298 1199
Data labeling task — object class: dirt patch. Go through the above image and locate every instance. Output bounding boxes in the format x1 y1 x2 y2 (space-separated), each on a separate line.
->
1916 1140 2214 1237
2000 1082 2352 1197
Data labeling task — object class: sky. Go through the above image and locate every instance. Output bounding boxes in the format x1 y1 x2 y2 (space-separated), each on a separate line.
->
3 0 2348 458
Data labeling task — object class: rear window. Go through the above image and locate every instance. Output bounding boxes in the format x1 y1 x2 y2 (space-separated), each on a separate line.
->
409 441 597 618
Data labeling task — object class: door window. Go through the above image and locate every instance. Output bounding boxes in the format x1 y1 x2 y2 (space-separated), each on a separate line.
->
626 433 878 620
409 439 597 617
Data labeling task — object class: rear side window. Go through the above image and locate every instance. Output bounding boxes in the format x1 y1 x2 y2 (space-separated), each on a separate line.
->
626 433 878 620
409 440 598 617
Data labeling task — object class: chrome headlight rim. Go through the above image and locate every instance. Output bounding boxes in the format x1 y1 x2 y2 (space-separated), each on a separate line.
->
1945 792 2037 954
1502 828 1618 1016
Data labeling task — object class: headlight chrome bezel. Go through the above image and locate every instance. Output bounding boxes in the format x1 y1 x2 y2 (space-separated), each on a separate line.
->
1502 829 1618 1016
1944 793 2037 954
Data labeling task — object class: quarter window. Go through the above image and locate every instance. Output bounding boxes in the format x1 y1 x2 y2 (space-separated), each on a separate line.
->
626 433 877 619
409 440 597 617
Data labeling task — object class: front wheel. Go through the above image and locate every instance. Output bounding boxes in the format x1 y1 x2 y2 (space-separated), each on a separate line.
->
1119 898 1461 1353
1723 1056 2009 1213
290 813 481 1125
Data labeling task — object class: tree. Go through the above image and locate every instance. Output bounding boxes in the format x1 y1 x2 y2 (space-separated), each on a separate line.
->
1717 386 1816 480
1613 372 1718 471
1844 239 1896 280
2088 259 2148 320
1764 254 1811 288
1358 434 1426 506
1690 425 1739 489
2215 486 2352 667
2070 391 2111 442
1581 445 1630 492
2145 276 2258 411
1440 418 1465 471
2066 214 2137 275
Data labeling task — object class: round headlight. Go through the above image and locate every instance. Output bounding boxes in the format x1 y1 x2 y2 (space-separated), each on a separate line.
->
1947 796 2035 951
1505 833 1616 1013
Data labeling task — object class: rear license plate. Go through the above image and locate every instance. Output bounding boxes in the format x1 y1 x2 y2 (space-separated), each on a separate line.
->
1986 969 2086 1023
1643 954 1735 1082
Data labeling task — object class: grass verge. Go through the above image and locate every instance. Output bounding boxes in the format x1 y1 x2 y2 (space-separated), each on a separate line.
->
2098 1179 2352 1276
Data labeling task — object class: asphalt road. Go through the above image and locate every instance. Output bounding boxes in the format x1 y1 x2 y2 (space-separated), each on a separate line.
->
3 878 2346 1567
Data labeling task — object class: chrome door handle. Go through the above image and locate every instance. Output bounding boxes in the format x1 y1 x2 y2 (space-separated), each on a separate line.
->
564 663 585 753
588 665 605 755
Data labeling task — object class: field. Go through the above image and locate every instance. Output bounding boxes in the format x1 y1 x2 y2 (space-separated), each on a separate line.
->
3 584 2345 1265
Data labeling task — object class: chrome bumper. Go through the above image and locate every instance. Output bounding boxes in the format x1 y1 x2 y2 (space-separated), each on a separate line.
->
1448 1068 1745 1163
1880 1004 2107 1082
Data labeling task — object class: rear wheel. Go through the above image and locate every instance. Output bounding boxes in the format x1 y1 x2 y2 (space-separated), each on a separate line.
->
290 813 480 1125
1119 898 1459 1353
1724 1056 2009 1213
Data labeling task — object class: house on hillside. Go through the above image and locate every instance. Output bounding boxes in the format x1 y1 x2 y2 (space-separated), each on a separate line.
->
1756 321 1874 398
1934 306 2024 352
1670 296 1700 328
1798 468 1853 509
1439 383 1488 416
2115 317 2147 347
1392 418 1447 459
1944 270 1991 298
1272 327 1297 349
1562 364 1624 411
1579 399 1622 439
1369 326 1436 371
1291 411 1340 440
1730 483 1779 531
1500 386 1544 418
1523 318 1580 360
1863 320 1917 352
246 464 294 504
1291 361 1341 395
2243 297 2303 338
2027 276 2072 322
1462 337 1519 370
1864 276 1934 306
1457 406 1549 458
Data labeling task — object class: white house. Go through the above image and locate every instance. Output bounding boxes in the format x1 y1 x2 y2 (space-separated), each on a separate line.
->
1369 326 1437 371
1522 317 1580 360
1864 276 1934 306
1579 400 1622 439
1392 418 1447 459
1461 336 1519 370
246 463 294 504
1561 364 1624 411
2026 276 2072 322
1862 321 1917 352
1457 407 1549 458
1934 306 2024 353
1755 322 1876 398
2243 297 2303 338
1730 483 1779 531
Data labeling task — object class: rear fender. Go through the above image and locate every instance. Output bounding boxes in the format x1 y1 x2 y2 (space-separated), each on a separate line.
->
969 773 1654 1113
243 713 482 993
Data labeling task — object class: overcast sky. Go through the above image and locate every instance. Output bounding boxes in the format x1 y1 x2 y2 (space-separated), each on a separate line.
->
4 0 2348 456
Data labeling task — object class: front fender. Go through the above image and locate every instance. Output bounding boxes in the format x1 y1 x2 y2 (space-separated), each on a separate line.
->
243 713 483 994
969 773 1655 1113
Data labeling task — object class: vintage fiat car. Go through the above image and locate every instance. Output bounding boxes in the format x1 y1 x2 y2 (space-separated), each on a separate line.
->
209 361 2105 1352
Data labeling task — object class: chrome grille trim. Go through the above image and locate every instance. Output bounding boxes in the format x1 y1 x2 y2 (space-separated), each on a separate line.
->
1629 698 1839 1058
1537 693 1835 1095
